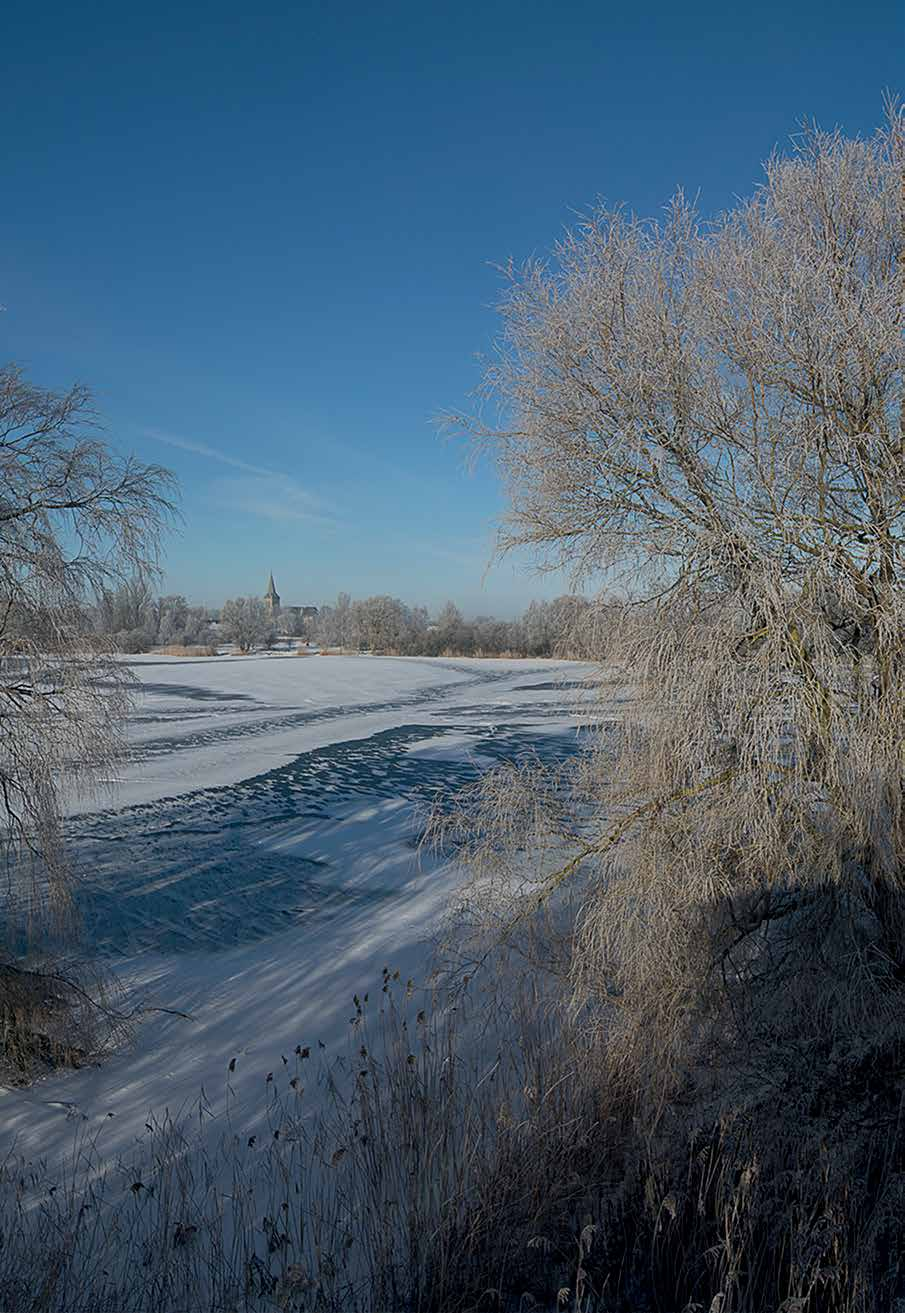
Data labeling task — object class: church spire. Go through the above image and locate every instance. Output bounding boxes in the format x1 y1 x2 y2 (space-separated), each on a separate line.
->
263 571 280 614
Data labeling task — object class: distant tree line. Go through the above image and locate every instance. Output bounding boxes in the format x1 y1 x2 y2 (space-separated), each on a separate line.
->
310 591 596 657
90 582 599 658
92 585 280 655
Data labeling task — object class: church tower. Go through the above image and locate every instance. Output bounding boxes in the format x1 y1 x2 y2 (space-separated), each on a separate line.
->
263 571 280 616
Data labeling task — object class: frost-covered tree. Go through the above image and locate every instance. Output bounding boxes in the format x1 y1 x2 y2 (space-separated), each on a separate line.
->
409 605 429 647
312 592 353 648
447 111 905 1307
94 576 156 651
333 591 353 647
349 595 415 652
220 596 274 652
0 365 175 1008
152 597 214 647
180 605 215 646
472 615 514 655
521 599 553 655
154 594 189 644
435 601 464 653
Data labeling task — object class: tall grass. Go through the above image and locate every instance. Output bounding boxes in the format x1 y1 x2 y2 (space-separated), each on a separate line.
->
0 973 620 1312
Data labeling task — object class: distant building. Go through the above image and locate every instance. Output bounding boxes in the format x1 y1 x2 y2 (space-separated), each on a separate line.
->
262 572 317 626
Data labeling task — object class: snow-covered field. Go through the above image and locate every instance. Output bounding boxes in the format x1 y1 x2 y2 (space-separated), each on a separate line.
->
2 653 595 1175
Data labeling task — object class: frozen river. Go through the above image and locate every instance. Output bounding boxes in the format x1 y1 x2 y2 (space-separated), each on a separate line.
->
2 652 595 1173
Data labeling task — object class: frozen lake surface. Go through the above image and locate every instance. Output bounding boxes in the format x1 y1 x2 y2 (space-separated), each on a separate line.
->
2 653 595 1172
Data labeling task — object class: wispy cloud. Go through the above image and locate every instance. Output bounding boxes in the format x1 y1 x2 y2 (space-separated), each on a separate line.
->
143 427 281 480
143 427 337 526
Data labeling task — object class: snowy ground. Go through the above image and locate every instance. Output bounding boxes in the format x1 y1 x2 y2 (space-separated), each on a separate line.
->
2 653 599 1175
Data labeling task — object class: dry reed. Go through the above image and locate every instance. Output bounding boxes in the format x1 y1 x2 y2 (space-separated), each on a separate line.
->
152 644 218 657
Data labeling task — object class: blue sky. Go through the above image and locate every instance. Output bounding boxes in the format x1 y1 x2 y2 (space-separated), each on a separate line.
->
2 0 899 615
